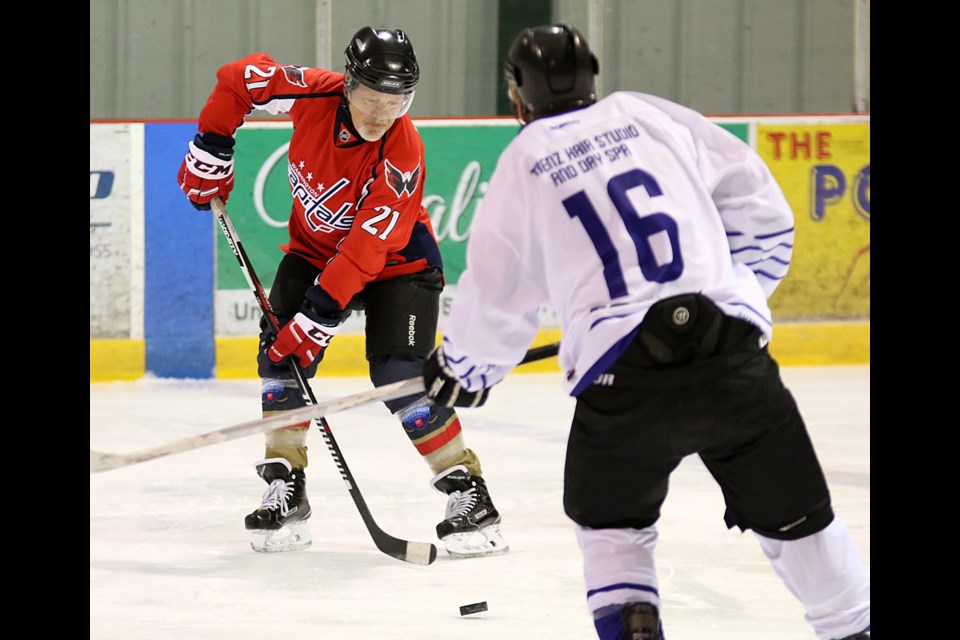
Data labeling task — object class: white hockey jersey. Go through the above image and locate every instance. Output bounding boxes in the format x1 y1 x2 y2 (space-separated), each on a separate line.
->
442 91 795 396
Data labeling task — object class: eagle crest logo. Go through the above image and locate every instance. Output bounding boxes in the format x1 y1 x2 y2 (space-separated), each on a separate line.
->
384 158 421 198
282 65 308 88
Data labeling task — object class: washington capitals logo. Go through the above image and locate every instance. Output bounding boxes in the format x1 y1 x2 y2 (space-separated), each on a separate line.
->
282 65 308 88
384 158 421 198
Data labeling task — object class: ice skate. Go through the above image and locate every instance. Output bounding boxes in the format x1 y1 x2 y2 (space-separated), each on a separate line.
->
620 602 661 640
244 458 312 553
431 465 508 558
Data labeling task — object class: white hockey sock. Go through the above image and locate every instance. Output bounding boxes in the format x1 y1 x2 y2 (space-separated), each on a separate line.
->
575 524 661 617
755 517 870 639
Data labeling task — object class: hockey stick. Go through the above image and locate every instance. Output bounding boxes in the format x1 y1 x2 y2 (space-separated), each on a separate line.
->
90 376 423 473
209 196 438 565
92 197 560 563
90 341 559 474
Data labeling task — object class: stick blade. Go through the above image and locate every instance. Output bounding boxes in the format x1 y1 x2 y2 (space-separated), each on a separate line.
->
90 450 124 473
403 541 438 566
374 533 438 565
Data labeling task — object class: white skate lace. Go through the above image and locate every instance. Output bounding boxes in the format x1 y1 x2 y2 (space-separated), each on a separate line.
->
259 479 294 515
445 489 478 518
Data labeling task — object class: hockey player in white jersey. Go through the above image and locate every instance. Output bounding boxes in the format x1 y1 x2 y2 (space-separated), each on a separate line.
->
422 23 869 640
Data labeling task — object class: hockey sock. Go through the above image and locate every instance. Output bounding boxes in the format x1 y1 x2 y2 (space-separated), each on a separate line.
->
755 517 869 638
264 426 309 470
398 401 481 475
261 378 310 469
577 525 661 618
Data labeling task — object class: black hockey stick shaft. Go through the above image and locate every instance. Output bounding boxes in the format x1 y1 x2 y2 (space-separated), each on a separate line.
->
211 197 437 566
518 342 559 365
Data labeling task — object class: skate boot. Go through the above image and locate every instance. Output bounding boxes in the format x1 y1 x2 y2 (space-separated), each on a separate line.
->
620 602 662 640
244 458 312 553
430 465 508 558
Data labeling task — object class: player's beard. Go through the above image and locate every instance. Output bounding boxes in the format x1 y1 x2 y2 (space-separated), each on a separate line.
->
356 118 393 142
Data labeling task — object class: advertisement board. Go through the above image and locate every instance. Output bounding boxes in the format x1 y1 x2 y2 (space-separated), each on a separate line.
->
215 120 751 336
758 123 870 319
90 116 868 380
90 123 143 339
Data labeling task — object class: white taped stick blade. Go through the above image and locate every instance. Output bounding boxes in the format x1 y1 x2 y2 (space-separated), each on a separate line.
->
403 541 437 565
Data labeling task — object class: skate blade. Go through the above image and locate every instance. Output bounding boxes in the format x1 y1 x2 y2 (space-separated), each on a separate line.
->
442 524 509 558
249 521 312 553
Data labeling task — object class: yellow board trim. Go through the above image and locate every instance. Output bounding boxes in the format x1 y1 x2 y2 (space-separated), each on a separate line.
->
90 322 868 382
89 339 146 382
768 321 870 366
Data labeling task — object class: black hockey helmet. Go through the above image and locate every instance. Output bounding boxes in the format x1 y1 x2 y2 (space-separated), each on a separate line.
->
504 24 599 123
344 26 419 95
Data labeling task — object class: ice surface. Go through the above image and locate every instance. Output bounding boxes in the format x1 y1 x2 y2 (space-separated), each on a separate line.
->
90 367 869 639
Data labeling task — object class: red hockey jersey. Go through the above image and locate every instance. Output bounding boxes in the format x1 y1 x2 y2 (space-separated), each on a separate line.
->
196 52 442 308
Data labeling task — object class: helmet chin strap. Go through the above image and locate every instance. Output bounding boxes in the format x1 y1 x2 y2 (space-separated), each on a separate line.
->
510 97 530 125
339 97 357 127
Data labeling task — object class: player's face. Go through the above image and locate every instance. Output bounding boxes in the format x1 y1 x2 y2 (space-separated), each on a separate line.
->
346 84 411 141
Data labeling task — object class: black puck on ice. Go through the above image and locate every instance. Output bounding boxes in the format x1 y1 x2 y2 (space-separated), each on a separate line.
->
459 601 488 616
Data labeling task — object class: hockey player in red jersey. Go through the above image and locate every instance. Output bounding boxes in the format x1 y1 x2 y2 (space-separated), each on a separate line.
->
177 27 507 558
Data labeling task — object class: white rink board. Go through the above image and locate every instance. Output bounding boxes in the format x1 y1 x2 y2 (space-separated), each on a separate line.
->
90 122 144 339
215 284 562 336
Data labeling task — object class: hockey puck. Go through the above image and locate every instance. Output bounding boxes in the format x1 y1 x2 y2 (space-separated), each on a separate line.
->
459 602 488 616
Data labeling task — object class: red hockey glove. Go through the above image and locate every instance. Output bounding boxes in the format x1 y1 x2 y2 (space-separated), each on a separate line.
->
267 285 349 369
423 347 490 408
177 133 235 211
268 312 344 369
